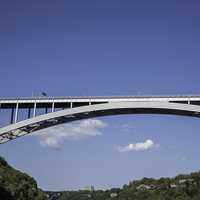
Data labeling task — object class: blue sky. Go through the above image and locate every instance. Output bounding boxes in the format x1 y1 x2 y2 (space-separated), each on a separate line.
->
0 0 200 191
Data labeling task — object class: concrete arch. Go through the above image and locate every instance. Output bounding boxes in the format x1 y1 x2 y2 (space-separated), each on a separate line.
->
0 101 200 143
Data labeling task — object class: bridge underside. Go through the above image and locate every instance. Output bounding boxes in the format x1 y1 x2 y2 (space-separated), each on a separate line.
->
0 101 200 144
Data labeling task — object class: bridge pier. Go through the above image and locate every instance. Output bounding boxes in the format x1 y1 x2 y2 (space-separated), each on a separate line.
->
28 108 31 119
33 102 37 117
14 103 19 123
10 108 14 124
52 101 55 112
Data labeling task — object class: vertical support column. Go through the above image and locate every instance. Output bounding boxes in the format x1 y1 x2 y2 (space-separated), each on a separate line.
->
33 101 37 117
89 101 92 105
11 108 14 124
28 108 31 118
14 102 19 123
52 101 55 112
70 101 73 108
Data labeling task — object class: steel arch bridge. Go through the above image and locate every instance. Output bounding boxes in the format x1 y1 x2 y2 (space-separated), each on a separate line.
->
0 95 200 144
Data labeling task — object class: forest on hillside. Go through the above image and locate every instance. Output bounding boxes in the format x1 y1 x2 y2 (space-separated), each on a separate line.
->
0 156 47 200
1 156 200 200
48 171 200 200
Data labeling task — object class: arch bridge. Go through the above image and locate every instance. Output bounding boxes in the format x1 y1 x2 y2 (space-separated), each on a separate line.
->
0 95 200 144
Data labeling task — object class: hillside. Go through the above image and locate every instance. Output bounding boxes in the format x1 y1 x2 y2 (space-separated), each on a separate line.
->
1 156 200 200
0 156 47 200
54 172 200 200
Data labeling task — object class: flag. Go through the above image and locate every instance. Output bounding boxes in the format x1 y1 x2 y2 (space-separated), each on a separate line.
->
42 92 47 96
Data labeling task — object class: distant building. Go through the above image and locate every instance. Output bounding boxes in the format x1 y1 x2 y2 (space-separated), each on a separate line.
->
179 178 194 184
136 184 151 190
170 184 177 188
84 185 95 192
110 193 118 198
179 179 187 184
45 192 61 200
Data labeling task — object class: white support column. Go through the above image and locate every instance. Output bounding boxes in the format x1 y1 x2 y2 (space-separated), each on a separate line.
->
52 101 55 112
89 101 92 105
14 102 19 123
33 102 37 117
70 101 73 108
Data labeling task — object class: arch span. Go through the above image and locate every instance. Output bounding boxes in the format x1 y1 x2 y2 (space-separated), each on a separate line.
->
0 101 200 144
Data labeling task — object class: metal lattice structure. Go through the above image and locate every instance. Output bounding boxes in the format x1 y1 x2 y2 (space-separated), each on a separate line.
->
1 95 200 144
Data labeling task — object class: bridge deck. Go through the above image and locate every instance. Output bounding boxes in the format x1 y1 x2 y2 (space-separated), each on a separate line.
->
1 95 200 103
1 96 200 109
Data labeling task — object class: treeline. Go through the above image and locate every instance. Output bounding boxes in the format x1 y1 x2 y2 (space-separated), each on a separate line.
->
0 156 47 200
1 155 200 200
56 172 200 200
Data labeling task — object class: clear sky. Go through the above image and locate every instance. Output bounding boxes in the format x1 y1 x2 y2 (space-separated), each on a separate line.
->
0 0 200 191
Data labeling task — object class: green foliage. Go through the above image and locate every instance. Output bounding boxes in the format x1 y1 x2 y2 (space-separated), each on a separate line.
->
1 155 200 200
0 156 47 200
56 171 200 200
